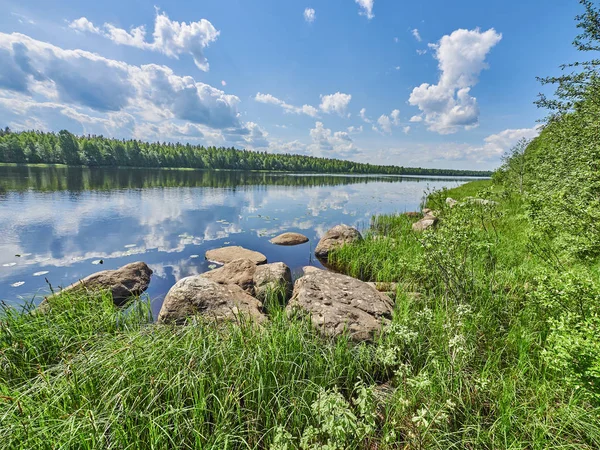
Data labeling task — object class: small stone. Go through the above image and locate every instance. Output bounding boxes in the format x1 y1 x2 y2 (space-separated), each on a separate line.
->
270 232 309 246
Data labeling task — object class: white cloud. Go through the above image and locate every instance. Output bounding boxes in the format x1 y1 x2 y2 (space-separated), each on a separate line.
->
255 92 319 117
69 17 101 34
347 125 363 134
0 32 260 144
479 127 540 159
69 12 219 71
221 80 227 86
304 8 316 23
409 115 423 122
308 121 357 158
355 0 374 19
412 28 422 42
319 92 351 116
408 28 502 134
373 109 401 134
416 49 427 55
359 107 372 123
403 126 411 134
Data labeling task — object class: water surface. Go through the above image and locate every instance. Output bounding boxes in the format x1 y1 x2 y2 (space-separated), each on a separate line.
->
0 165 474 316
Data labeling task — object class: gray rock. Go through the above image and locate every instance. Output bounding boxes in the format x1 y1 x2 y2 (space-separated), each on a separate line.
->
412 217 438 232
253 262 293 301
446 197 458 208
43 261 152 307
314 225 362 259
205 246 267 265
286 270 393 342
157 276 266 325
422 208 432 215
200 259 257 294
302 266 322 276
270 232 309 246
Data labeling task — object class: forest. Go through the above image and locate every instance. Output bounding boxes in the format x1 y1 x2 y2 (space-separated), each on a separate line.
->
0 128 491 177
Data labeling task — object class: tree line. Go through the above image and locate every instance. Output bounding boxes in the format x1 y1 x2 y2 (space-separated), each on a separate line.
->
0 128 491 177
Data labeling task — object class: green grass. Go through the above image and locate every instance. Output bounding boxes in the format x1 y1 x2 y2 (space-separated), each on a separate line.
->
1 180 600 449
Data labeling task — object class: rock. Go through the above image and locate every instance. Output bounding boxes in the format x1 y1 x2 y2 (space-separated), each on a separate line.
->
205 246 267 265
200 259 257 294
253 262 293 301
464 197 498 206
302 266 322 275
314 225 362 259
422 208 432 215
446 197 458 208
412 217 438 232
157 276 266 325
286 270 393 342
270 232 309 246
44 261 152 307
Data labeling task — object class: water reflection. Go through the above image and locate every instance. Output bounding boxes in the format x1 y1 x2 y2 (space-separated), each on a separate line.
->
0 165 475 316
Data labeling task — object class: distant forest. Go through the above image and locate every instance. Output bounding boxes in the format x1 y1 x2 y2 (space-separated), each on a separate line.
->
0 128 491 177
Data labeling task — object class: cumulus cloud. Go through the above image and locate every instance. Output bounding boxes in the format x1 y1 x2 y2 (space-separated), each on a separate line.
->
304 8 316 23
412 28 422 42
408 28 502 134
373 109 401 134
319 92 351 116
255 92 319 117
308 121 357 158
410 115 423 122
479 127 540 159
0 32 261 144
359 107 372 123
69 12 219 71
69 17 101 34
355 0 374 19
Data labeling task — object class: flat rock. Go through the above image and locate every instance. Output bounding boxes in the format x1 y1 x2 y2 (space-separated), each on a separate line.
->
253 262 293 301
205 246 267 265
44 261 152 307
286 270 393 342
200 259 257 294
157 276 266 325
314 225 362 259
270 232 309 246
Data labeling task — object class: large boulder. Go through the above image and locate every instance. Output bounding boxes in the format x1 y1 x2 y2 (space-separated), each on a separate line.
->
205 246 267 265
286 270 393 342
200 259 257 294
314 225 362 259
44 261 152 306
157 276 266 325
270 232 309 246
253 262 293 301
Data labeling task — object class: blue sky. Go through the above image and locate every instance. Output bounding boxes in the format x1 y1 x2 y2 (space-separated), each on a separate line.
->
0 0 583 169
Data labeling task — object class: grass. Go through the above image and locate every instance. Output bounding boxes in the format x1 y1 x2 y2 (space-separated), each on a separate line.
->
1 180 599 449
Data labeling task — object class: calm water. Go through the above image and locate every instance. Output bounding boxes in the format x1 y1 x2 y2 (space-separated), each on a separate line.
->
0 165 474 316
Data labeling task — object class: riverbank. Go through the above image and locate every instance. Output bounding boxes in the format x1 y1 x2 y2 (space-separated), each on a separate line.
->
1 178 598 448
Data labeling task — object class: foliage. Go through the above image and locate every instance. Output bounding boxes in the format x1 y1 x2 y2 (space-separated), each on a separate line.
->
0 129 491 176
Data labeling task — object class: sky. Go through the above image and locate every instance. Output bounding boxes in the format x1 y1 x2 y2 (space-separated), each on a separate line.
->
0 0 585 170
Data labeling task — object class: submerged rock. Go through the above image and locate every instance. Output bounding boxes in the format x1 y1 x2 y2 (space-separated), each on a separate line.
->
314 225 362 259
286 270 393 342
205 246 267 265
43 261 152 307
200 258 257 294
157 276 266 325
270 232 309 246
253 262 293 301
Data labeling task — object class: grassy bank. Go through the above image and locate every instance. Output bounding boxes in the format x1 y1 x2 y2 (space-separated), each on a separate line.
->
1 178 599 449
